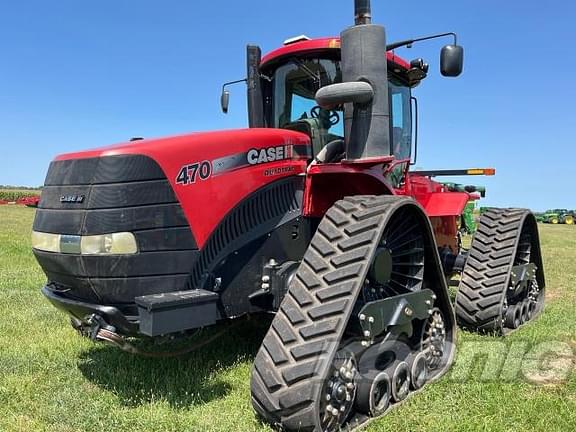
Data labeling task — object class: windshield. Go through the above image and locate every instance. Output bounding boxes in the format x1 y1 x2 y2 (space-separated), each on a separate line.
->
263 57 412 159
268 57 344 137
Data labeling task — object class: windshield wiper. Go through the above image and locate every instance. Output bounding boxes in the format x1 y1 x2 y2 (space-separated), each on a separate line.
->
289 57 321 86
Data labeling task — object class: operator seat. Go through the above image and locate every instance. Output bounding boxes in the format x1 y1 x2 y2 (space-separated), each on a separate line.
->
314 139 345 163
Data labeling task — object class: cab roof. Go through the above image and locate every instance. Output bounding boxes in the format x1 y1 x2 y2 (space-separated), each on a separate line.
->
261 37 411 71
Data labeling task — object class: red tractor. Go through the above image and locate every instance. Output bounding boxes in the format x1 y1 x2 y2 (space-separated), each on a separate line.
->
32 1 545 430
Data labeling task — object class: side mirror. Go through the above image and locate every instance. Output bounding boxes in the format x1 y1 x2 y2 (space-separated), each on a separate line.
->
440 44 464 77
220 90 230 114
315 81 374 109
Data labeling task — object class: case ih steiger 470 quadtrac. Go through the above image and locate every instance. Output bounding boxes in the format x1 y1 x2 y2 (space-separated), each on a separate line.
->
32 1 545 430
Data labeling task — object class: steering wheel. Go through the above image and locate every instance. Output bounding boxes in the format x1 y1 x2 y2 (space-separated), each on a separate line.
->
310 105 340 127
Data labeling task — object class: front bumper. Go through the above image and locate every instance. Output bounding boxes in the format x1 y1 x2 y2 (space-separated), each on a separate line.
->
42 283 221 337
42 284 139 335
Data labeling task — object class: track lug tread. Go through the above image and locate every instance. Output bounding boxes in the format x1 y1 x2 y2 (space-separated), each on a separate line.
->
307 299 349 320
290 340 329 361
280 297 308 326
315 281 356 303
282 360 321 385
299 318 341 340
455 207 543 333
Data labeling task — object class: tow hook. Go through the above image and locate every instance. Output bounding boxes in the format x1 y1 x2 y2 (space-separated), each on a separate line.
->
85 314 117 341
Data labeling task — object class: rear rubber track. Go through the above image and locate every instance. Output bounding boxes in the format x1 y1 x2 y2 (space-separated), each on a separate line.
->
455 208 543 334
250 195 412 432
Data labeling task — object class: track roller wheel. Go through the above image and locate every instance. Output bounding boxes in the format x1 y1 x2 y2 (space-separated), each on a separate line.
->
504 304 521 329
455 208 546 334
355 370 391 417
409 352 428 390
389 361 410 402
250 196 456 431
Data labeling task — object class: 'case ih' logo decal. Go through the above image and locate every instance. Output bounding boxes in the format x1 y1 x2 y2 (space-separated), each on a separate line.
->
60 195 85 203
247 145 293 165
176 144 308 186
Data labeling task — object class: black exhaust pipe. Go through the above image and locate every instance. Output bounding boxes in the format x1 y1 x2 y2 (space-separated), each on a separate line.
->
354 0 372 25
342 0 391 161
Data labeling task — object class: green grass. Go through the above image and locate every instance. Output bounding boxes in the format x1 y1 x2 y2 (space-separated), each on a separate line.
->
1 205 575 431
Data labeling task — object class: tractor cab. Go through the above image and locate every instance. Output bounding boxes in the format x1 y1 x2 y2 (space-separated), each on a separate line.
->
258 38 418 165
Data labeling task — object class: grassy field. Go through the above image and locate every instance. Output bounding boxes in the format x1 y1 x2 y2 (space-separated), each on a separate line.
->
1 205 575 431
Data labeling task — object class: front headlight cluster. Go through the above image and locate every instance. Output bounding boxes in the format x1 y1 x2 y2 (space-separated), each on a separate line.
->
32 231 138 255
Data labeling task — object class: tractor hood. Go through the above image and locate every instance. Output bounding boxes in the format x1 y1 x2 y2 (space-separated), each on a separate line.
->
33 128 311 305
43 128 311 247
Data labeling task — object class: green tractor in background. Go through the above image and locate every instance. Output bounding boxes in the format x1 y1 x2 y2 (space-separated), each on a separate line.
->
541 210 560 224
540 209 574 224
559 209 575 225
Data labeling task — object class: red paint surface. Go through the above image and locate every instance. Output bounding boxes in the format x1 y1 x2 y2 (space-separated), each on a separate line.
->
303 162 395 217
56 129 311 247
398 174 472 217
261 37 411 70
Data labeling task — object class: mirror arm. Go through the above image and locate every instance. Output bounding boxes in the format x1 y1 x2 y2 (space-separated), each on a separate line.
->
220 78 248 114
222 78 247 94
387 32 457 51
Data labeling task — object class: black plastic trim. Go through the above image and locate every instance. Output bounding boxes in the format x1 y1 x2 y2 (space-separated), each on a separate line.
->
42 285 139 335
45 155 166 186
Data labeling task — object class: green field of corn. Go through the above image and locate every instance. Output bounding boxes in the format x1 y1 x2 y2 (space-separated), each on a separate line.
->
0 189 40 202
1 205 575 431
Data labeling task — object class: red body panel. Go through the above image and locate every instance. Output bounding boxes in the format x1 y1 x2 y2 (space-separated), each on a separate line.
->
56 129 311 247
303 162 395 217
398 174 472 217
261 37 411 70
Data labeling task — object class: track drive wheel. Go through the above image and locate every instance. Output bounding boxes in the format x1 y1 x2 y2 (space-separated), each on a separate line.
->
455 208 545 334
250 196 455 431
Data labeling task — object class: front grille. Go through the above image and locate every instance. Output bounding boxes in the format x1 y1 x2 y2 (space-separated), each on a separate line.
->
33 154 198 304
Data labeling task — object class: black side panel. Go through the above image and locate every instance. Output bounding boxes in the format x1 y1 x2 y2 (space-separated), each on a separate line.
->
191 176 304 289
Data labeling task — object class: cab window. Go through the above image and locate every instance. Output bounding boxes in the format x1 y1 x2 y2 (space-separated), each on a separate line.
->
390 80 412 160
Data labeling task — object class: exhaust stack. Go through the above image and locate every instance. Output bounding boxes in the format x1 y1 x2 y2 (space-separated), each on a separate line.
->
354 0 372 25
316 0 391 161
345 0 390 161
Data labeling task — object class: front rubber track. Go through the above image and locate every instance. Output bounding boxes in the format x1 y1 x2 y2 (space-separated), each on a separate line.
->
455 208 545 334
250 196 419 432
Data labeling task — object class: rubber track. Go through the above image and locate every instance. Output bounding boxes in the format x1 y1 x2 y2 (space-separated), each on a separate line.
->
455 208 534 333
250 196 411 432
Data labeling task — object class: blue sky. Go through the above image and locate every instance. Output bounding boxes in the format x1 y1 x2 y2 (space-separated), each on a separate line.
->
0 0 574 211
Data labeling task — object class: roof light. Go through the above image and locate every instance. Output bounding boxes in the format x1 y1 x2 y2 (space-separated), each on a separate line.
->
283 35 311 45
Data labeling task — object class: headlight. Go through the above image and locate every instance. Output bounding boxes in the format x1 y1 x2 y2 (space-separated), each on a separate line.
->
31 231 61 253
81 233 137 255
32 231 137 255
